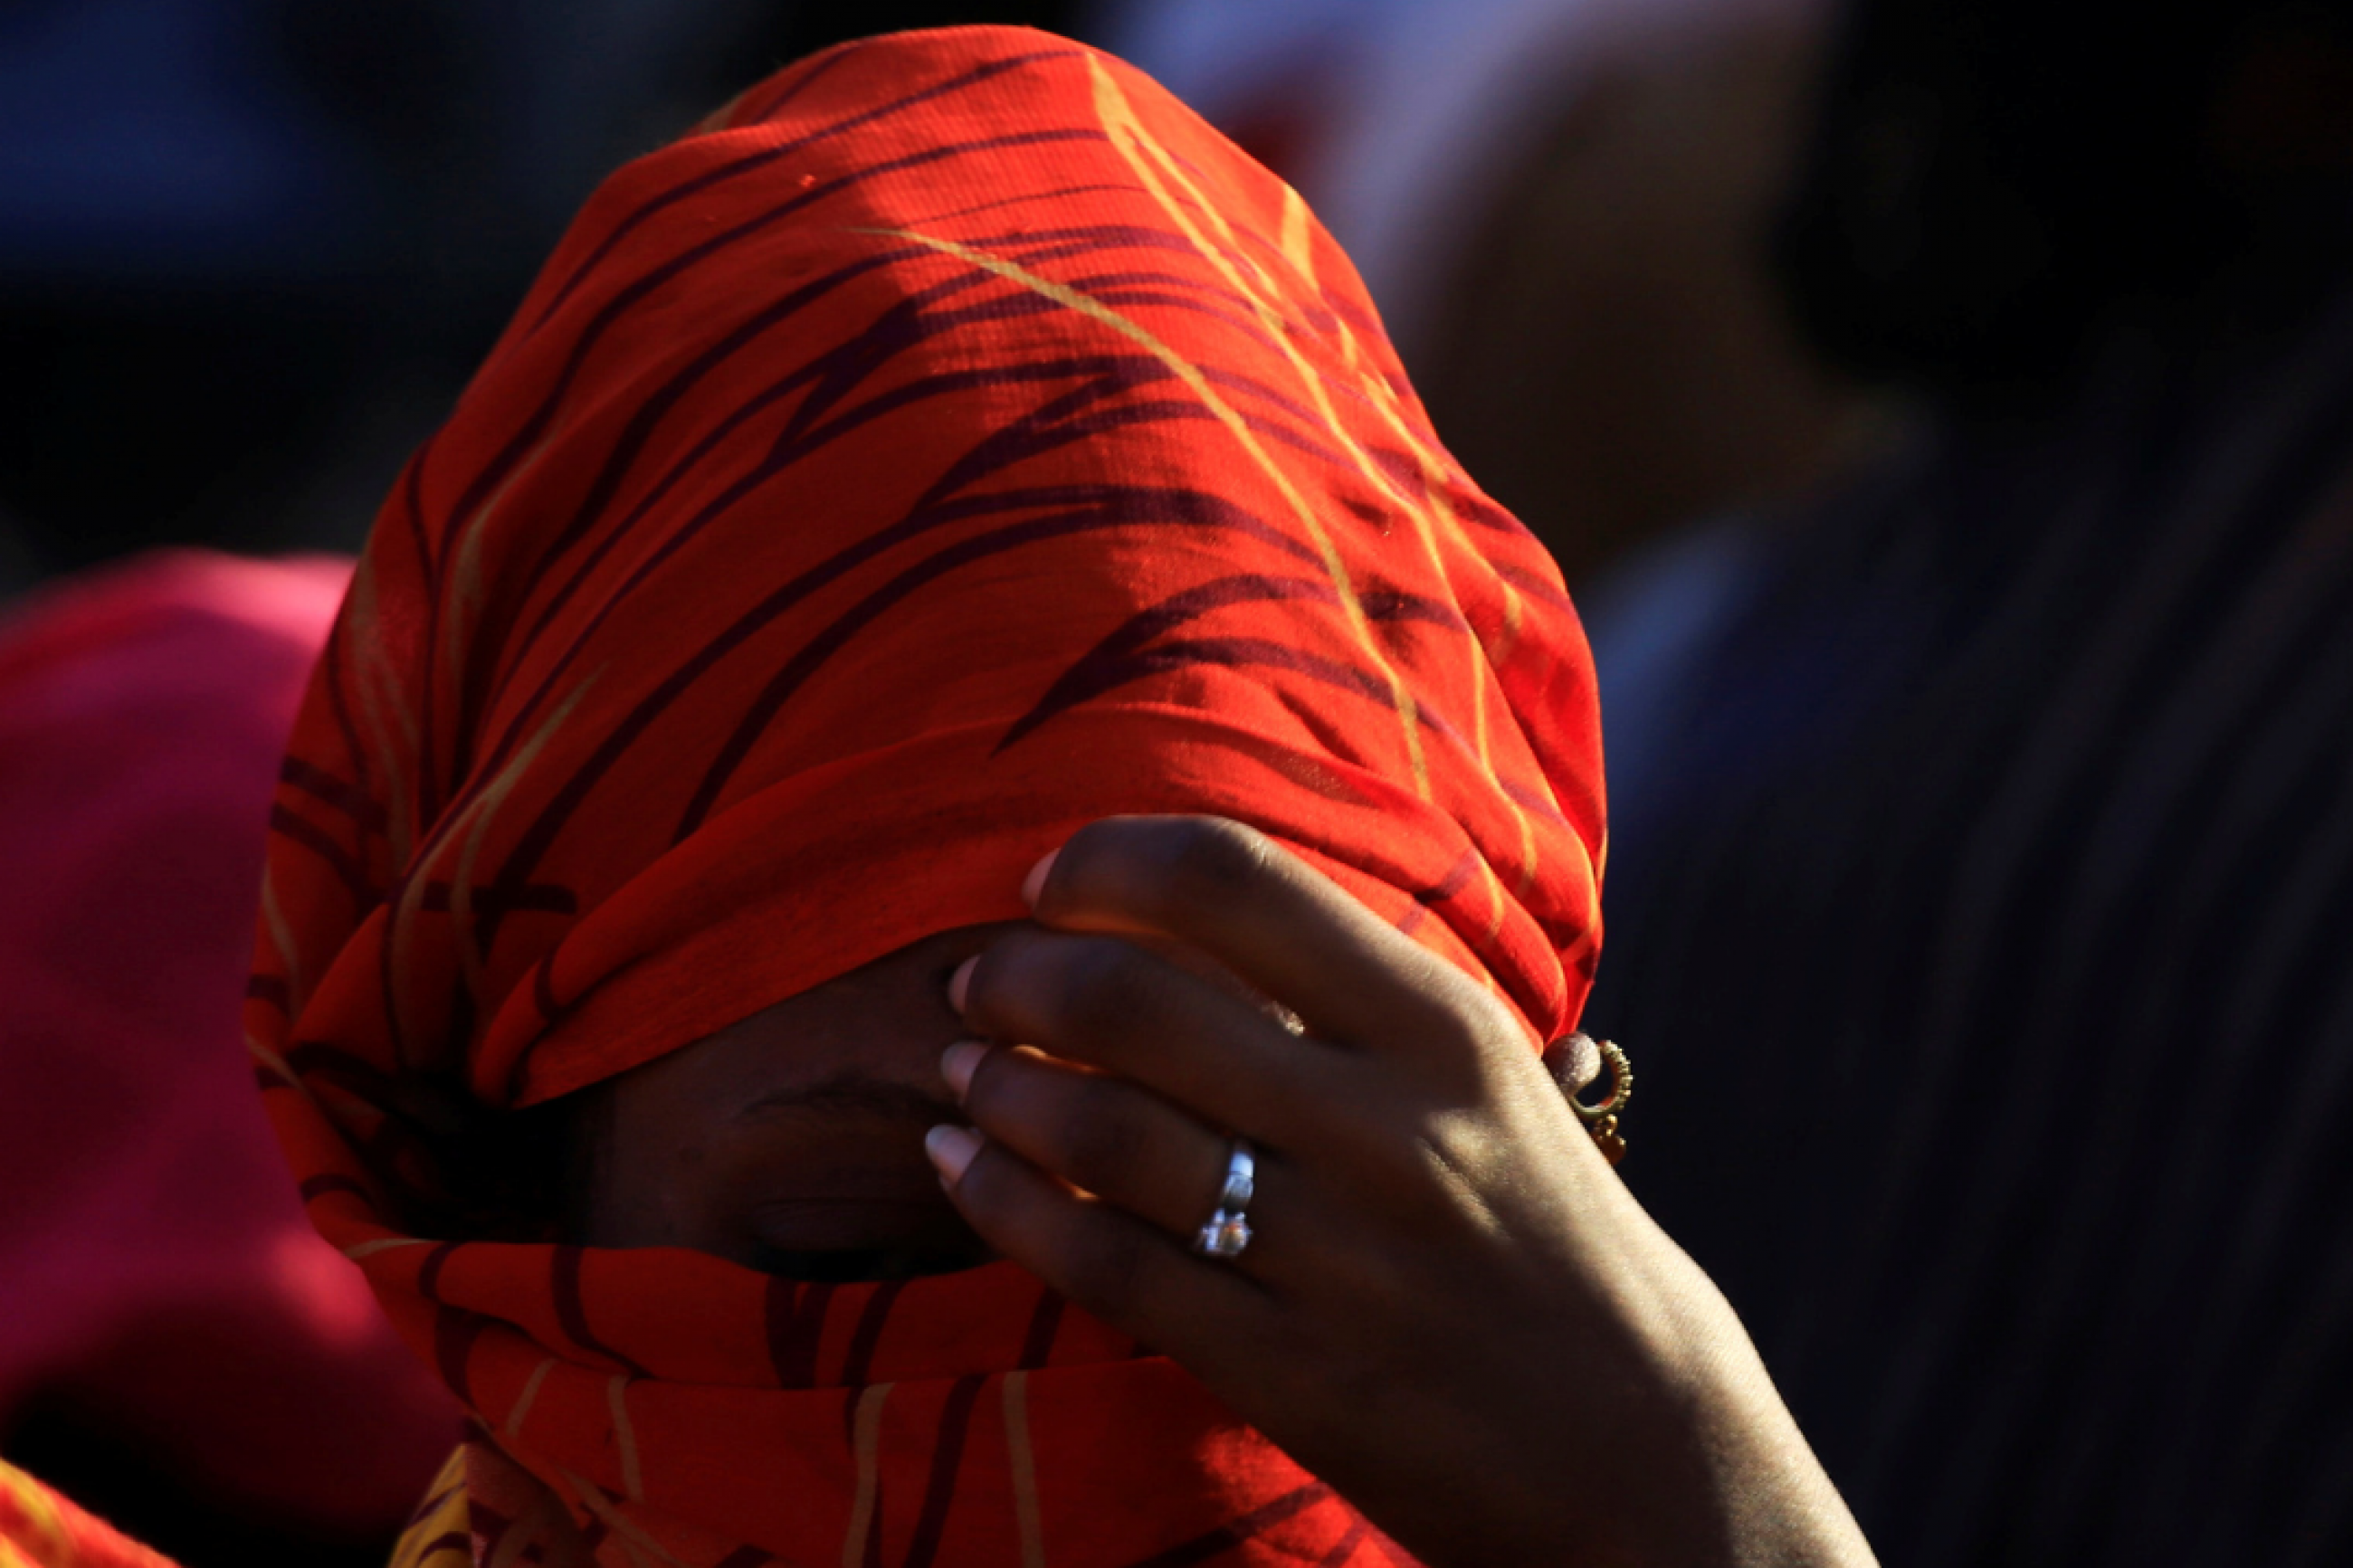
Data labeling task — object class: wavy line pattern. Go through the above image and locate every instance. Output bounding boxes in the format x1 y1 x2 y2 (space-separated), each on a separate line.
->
251 26 1604 1568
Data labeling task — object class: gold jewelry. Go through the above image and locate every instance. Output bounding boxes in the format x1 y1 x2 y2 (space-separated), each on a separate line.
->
1560 1033 1632 1165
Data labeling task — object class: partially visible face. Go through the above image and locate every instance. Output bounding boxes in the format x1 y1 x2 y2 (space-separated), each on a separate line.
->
572 924 1012 1283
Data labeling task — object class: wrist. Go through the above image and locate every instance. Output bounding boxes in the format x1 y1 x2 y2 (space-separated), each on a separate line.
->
1561 1214 1878 1567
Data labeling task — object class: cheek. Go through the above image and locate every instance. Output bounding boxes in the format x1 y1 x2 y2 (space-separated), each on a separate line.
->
727 1121 948 1244
583 1090 736 1252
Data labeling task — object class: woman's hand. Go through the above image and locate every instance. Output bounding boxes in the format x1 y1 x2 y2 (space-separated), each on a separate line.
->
928 815 1873 1568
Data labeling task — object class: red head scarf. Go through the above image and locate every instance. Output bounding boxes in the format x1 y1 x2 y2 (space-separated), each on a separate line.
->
252 27 1604 1568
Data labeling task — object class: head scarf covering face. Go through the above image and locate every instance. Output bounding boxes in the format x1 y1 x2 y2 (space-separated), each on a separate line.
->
252 26 1604 1568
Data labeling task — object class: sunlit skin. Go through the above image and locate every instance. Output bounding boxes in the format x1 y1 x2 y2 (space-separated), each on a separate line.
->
574 816 1874 1568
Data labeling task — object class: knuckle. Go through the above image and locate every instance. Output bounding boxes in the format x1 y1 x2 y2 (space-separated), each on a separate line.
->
1049 937 1156 1041
1058 814 1282 930
1395 1004 1494 1074
1465 988 1536 1051
975 934 1133 1040
1415 984 1527 1066
1157 816 1277 910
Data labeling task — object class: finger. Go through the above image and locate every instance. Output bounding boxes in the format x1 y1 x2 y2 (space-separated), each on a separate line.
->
925 1123 1271 1355
948 1041 1243 1244
951 927 1325 1143
1026 815 1527 1060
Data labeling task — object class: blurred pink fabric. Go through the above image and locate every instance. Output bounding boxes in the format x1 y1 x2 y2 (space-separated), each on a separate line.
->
0 550 457 1530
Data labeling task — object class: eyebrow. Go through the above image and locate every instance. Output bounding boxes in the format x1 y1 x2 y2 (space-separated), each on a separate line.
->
736 1069 962 1125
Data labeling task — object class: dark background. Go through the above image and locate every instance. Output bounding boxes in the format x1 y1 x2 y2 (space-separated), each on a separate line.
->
0 0 1082 588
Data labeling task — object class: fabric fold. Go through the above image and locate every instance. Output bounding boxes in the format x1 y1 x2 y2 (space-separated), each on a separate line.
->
252 25 1604 1567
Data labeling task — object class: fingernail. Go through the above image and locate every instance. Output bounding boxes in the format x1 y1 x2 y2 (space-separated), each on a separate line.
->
1021 849 1060 908
925 1125 984 1186
941 1041 990 1101
948 955 978 1014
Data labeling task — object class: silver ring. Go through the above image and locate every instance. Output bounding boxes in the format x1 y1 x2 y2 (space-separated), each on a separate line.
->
1215 1138 1256 1211
1194 1138 1256 1261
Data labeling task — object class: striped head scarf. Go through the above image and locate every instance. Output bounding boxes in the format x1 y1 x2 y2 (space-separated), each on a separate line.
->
251 26 1605 1568
2 1459 176 1568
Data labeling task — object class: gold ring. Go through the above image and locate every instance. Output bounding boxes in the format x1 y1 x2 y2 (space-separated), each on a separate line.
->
1561 1033 1632 1165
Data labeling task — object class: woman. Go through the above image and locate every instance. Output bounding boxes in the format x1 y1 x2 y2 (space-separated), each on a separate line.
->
230 26 1865 1568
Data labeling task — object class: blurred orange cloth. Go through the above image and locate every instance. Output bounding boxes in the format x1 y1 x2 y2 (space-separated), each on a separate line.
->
0 551 459 1532
1 1459 173 1568
254 26 1605 1568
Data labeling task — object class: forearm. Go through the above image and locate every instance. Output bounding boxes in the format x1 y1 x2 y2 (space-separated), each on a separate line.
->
1577 1218 1876 1568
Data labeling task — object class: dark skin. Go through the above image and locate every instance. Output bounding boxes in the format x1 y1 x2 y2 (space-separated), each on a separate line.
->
572 924 1004 1281
580 816 1872 1567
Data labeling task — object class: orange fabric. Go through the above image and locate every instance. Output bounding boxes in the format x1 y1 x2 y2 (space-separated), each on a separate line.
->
0 1462 174 1568
252 26 1604 1568
386 1449 475 1568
